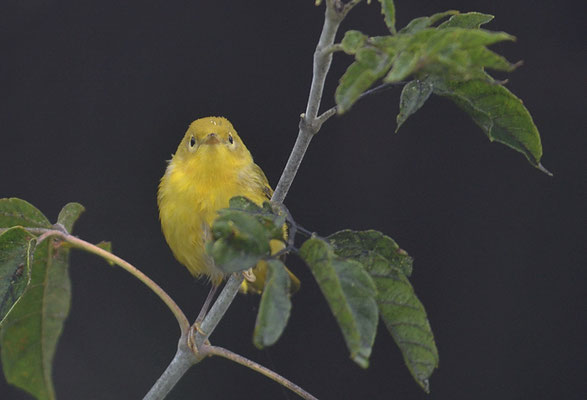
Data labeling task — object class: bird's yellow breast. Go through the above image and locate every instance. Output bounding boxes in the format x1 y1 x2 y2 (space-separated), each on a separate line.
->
158 146 266 284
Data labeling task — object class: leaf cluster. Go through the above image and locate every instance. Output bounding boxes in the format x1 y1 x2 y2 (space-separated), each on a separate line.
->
206 197 287 273
206 197 438 391
0 196 439 395
336 4 549 173
0 199 86 400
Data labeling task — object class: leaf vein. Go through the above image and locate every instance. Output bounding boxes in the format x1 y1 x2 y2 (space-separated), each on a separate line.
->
396 338 437 354
387 321 433 335
378 299 422 311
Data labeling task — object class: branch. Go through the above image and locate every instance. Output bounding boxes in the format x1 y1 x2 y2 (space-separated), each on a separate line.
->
272 0 350 204
202 345 319 400
143 334 198 400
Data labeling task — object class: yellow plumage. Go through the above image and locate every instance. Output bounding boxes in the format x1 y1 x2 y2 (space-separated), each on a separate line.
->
158 116 299 294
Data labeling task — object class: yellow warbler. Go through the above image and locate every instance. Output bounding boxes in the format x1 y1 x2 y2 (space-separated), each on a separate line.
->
158 116 299 294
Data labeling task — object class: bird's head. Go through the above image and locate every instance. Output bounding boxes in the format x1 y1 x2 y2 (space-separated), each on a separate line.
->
174 116 251 165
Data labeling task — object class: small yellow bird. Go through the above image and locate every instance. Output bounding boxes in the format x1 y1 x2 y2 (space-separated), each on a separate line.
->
158 116 299 294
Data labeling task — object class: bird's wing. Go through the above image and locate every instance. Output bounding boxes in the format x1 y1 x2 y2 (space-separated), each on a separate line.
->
251 162 273 200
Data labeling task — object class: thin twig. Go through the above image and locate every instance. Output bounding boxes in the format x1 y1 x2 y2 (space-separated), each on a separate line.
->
361 81 407 97
295 226 315 237
203 345 319 400
316 81 407 125
272 0 350 204
269 243 296 259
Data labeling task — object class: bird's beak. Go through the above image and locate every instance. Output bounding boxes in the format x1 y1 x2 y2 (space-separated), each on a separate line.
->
203 133 220 145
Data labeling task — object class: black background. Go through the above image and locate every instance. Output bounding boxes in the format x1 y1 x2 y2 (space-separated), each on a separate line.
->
2 1 585 399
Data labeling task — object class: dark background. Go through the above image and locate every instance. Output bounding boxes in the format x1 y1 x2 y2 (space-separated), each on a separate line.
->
1 1 585 399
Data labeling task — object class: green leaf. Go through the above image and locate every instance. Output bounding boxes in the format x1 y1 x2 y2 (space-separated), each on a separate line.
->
208 196 290 274
336 62 378 114
431 77 549 173
56 202 85 233
438 12 494 29
369 262 438 392
223 196 286 240
341 30 367 54
208 211 272 273
336 48 393 114
465 46 517 73
328 230 438 392
253 260 291 348
396 79 434 131
0 198 51 229
227 196 263 213
1 234 72 399
356 46 390 70
384 46 422 83
399 10 458 34
383 28 515 83
0 227 35 325
336 18 516 113
327 230 412 277
299 237 378 368
378 0 397 34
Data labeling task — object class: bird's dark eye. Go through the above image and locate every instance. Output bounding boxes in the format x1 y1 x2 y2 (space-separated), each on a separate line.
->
189 136 196 148
228 134 234 144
